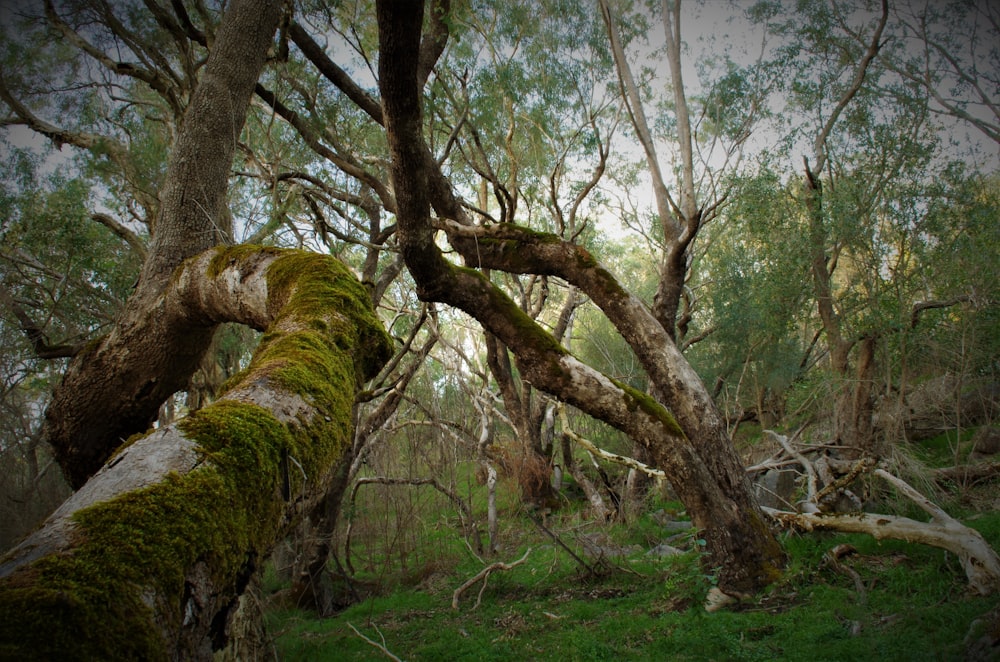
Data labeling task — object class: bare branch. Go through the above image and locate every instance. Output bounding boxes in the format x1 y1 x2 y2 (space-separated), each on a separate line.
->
811 0 889 174
560 405 664 479
764 467 1000 596
417 0 450 89
452 548 531 610
45 0 184 118
90 213 148 260
0 281 84 359
288 21 383 124
910 296 970 329
347 623 402 662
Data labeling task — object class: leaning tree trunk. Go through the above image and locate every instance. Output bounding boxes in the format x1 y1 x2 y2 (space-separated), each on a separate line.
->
43 0 282 489
376 0 784 598
0 247 392 660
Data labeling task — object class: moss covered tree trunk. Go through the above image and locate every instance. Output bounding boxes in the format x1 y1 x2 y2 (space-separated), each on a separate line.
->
43 0 282 489
0 4 395 654
0 247 392 660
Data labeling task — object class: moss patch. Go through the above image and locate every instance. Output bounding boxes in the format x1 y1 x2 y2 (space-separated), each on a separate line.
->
0 246 392 659
612 377 685 438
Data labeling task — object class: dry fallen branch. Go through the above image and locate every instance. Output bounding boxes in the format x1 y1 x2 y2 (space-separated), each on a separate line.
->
933 462 1000 486
825 544 866 603
813 456 872 511
452 548 531 610
765 430 817 502
763 468 1000 596
347 622 402 662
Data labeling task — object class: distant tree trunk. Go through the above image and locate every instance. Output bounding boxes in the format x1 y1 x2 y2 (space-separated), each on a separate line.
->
804 174 880 455
42 0 282 489
485 333 558 508
801 1 888 457
0 247 392 660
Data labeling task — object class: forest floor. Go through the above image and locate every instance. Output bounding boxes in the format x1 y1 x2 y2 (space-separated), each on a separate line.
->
262 489 1000 661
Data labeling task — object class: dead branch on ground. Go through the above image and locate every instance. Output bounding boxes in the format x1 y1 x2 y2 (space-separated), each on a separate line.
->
452 548 532 610
763 467 1000 595
347 622 402 661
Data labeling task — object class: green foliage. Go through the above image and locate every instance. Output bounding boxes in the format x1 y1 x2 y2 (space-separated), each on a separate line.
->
0 151 141 344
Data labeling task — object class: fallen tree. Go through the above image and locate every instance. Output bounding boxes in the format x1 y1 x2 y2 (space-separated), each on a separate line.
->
758 433 1000 596
0 247 392 660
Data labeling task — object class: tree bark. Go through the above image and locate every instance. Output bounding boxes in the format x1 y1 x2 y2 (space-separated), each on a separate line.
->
0 246 392 660
376 0 783 597
43 0 282 489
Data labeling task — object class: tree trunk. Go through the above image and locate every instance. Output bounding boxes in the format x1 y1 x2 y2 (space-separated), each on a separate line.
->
485 333 558 508
376 0 784 597
805 175 880 456
43 0 282 489
800 3 888 457
0 247 392 660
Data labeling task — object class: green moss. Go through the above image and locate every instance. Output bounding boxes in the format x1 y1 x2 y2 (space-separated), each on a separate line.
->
0 401 292 660
612 377 685 438
0 246 393 658
591 264 630 300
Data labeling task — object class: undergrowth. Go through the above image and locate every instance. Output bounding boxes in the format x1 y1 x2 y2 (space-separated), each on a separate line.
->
263 504 1000 661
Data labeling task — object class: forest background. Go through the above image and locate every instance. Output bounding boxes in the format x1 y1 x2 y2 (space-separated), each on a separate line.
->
0 0 998 658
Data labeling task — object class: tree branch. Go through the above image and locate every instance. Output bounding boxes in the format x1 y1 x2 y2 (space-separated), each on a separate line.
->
288 21 384 124
0 281 84 359
452 548 531 610
0 246 392 656
811 0 889 174
90 213 148 260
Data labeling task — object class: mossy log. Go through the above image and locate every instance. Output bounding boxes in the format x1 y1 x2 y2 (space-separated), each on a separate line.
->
0 246 392 660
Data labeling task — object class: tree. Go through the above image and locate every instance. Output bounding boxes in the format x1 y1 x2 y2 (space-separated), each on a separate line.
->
0 0 391 657
375 0 784 599
2 1 997 655
752 0 997 455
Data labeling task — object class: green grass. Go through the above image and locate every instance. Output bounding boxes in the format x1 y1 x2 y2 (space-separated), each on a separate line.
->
264 508 1000 661
913 428 978 467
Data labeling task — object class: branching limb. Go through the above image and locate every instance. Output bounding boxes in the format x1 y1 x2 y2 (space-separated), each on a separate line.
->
0 281 84 359
765 430 817 504
452 548 531 610
561 405 664 480
90 213 148 260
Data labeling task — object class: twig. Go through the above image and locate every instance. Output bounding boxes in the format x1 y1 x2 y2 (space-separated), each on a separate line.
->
346 622 402 661
452 548 531 610
825 543 866 604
